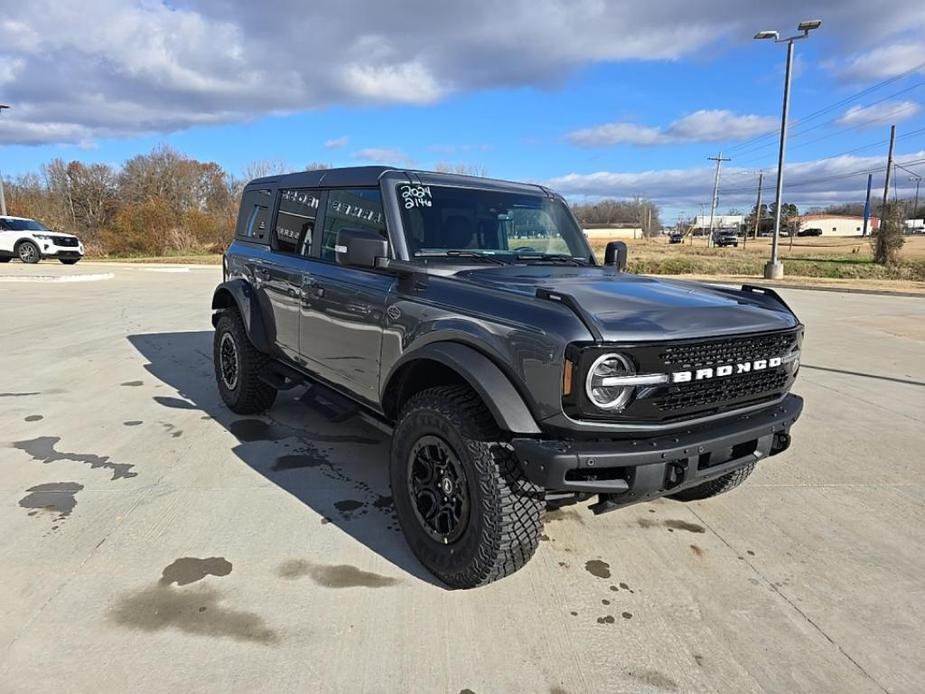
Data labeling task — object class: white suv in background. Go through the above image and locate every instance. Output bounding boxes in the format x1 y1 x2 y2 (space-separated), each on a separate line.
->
0 215 84 264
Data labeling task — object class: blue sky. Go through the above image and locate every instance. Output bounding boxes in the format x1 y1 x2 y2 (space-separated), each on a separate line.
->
2 1 925 219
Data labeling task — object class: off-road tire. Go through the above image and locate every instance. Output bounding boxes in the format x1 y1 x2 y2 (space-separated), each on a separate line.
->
59 259 80 265
17 241 40 264
213 308 277 414
668 462 756 502
391 385 545 589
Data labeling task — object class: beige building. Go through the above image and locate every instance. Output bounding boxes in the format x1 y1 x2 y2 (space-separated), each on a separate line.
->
583 227 643 239
798 214 879 237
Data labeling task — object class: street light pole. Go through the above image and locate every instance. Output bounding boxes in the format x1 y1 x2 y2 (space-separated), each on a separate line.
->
754 20 822 280
0 104 9 216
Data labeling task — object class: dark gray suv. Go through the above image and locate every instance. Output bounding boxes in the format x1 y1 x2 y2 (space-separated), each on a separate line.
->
212 166 803 588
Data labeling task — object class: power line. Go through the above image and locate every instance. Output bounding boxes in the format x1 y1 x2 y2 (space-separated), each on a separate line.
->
726 59 925 153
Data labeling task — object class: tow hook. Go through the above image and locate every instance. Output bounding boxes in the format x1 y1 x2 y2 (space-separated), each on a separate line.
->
771 432 791 455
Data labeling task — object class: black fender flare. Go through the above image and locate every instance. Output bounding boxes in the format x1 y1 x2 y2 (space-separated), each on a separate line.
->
211 279 272 353
383 341 541 435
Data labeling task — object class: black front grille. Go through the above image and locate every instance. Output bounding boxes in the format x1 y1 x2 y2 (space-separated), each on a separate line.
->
54 236 79 247
659 331 798 370
564 327 802 423
655 368 789 413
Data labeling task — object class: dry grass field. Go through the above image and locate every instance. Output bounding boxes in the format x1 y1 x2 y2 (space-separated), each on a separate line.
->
591 234 925 283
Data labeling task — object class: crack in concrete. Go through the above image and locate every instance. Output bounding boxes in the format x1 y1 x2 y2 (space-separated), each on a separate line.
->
687 507 890 694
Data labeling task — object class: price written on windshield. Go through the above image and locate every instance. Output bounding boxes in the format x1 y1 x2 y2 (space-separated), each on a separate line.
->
400 184 432 209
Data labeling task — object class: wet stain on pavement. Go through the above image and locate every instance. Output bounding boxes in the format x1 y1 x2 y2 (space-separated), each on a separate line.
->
693 654 704 667
19 482 83 522
154 396 197 410
622 611 633 619
121 380 143 387
602 599 611 605
24 414 43 422
585 559 611 579
277 559 399 588
664 520 706 534
272 451 327 471
334 499 366 519
111 583 278 645
1 391 41 397
546 508 583 523
160 557 233 586
597 615 615 624
625 669 677 691
229 418 280 442
372 494 393 510
160 422 183 438
540 534 551 542
123 420 143 426
637 518 705 534
689 544 704 557
13 436 137 480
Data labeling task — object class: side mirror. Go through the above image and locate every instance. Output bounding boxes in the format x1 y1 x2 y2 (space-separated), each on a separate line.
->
604 241 627 270
335 228 388 268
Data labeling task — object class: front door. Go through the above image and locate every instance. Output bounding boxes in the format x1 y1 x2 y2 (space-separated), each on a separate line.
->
299 188 394 405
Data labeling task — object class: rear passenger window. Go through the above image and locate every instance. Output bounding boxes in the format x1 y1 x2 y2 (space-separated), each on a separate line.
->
235 188 272 242
275 188 321 255
321 189 387 261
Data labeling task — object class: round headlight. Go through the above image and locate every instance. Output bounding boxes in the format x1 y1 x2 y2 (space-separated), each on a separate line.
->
585 353 634 410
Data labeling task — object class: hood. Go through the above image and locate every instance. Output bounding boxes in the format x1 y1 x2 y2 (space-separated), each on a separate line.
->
454 265 799 342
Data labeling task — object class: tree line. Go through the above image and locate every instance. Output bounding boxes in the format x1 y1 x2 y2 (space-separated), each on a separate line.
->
569 198 662 236
3 146 341 257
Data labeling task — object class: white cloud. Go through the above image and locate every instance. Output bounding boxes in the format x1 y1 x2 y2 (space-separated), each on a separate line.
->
837 100 921 127
839 42 925 81
324 136 350 149
352 148 410 165
568 110 778 147
547 151 925 209
0 1 924 145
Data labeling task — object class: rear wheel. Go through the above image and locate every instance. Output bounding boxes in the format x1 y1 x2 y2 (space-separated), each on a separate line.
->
17 241 40 264
668 462 756 502
213 308 277 414
390 385 545 588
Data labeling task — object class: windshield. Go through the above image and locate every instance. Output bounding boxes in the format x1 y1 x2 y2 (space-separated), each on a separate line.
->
397 184 590 261
2 218 50 232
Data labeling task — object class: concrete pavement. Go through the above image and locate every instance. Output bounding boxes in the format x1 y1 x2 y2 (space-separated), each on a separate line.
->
1 260 923 693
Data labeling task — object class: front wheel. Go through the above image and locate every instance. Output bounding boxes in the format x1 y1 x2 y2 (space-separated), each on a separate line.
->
390 385 545 589
213 309 277 414
17 241 41 264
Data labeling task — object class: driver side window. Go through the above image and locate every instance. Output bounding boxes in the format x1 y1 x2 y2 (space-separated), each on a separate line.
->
320 189 387 261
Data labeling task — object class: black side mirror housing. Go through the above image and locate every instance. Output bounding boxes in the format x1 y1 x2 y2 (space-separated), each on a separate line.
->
604 241 628 270
336 228 388 268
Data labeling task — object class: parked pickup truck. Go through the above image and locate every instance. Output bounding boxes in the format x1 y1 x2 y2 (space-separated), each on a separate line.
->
211 167 804 588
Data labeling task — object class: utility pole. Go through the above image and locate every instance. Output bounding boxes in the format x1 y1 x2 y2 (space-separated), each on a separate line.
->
707 152 730 248
862 172 873 237
0 104 9 216
910 176 922 223
882 124 896 215
751 171 764 246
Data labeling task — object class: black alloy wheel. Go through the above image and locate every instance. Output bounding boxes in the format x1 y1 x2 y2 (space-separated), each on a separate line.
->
407 435 471 544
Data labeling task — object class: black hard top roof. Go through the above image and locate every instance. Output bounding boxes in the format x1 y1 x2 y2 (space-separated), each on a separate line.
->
245 166 553 197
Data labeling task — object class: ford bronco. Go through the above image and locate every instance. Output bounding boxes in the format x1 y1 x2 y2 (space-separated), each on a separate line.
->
211 167 803 588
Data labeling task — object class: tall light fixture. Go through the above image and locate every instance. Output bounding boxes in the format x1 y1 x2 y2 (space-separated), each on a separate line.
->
754 20 822 279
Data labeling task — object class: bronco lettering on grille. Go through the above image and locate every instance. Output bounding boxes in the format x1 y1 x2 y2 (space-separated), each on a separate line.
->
671 356 783 384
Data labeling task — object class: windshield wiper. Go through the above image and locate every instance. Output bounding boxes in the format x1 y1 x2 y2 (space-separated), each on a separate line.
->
415 250 507 265
514 252 586 265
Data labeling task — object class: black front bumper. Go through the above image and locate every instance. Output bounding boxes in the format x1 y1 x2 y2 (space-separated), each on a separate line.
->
512 394 803 512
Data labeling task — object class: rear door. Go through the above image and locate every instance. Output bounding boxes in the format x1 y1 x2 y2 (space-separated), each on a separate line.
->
299 188 394 405
261 188 322 363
